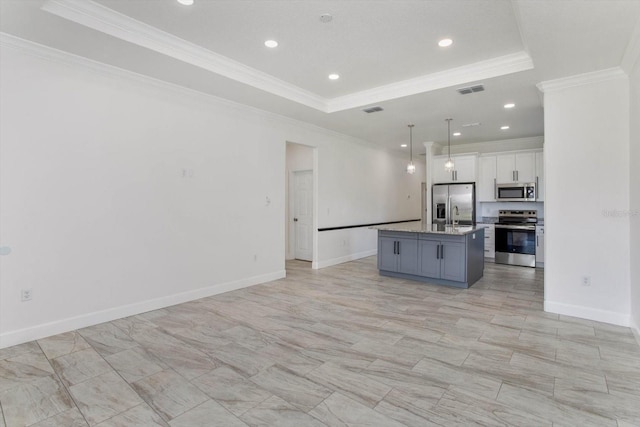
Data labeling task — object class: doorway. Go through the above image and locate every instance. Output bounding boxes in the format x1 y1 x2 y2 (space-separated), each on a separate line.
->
285 142 315 265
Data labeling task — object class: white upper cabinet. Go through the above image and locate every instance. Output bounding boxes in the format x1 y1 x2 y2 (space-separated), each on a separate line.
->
536 151 544 202
496 152 536 183
432 154 477 183
478 155 497 201
478 149 543 201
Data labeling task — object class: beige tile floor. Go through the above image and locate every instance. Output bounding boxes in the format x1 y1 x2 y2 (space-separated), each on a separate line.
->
1 258 639 426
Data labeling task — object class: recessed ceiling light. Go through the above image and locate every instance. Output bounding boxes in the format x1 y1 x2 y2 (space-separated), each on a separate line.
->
328 74 340 80
453 132 461 136
177 0 194 5
264 40 278 48
401 144 408 148
504 103 515 109
438 38 453 47
501 125 510 130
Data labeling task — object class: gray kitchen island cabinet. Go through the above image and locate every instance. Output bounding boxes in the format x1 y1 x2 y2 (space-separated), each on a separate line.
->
375 224 484 288
378 233 419 275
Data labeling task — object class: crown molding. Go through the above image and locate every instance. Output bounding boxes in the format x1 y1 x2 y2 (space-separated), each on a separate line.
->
0 32 390 153
41 0 535 115
327 51 534 113
41 0 328 112
537 67 627 93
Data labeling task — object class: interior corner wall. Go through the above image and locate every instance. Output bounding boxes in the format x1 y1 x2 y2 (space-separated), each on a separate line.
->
629 58 640 333
0 42 421 347
543 75 631 326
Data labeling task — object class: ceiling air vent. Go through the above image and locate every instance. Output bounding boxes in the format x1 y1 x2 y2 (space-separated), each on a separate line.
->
457 84 485 95
362 106 384 113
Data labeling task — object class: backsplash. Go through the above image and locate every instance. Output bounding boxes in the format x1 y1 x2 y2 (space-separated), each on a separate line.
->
478 201 544 220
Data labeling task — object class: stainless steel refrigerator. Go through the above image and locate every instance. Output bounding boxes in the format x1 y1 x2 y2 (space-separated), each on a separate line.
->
432 182 476 226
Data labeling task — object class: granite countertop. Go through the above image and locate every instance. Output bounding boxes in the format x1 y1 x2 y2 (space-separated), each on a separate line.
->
372 222 481 236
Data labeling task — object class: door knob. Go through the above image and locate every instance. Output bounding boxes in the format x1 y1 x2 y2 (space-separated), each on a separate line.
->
293 218 298 222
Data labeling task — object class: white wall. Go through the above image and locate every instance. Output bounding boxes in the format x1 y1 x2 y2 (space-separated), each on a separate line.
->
541 71 631 326
630 58 640 332
0 40 420 347
316 156 424 268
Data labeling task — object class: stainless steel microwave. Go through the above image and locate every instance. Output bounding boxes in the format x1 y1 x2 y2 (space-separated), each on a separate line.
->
496 183 536 201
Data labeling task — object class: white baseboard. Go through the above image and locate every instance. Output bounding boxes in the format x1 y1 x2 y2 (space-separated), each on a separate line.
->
0 270 285 349
544 300 631 327
314 249 377 269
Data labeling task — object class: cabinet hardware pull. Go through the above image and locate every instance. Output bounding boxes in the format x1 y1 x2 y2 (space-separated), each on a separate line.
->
397 241 400 255
441 245 444 259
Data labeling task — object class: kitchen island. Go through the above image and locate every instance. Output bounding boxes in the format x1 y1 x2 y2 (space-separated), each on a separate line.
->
374 222 484 288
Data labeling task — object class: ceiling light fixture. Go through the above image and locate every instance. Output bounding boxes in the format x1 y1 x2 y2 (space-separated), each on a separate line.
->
264 40 278 48
438 38 453 47
501 125 510 130
453 132 461 136
444 118 454 172
406 124 416 174
328 74 340 80
504 103 515 109
177 0 194 5
401 144 408 148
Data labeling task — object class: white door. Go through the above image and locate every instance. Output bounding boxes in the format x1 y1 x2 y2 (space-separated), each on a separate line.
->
293 170 313 261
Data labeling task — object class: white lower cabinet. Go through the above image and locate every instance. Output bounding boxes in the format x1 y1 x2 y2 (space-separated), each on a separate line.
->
479 223 495 260
536 225 544 268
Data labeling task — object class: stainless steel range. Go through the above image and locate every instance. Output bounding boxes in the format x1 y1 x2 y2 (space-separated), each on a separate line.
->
495 210 537 267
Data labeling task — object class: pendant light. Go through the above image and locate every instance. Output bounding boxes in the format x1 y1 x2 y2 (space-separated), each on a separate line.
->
406 124 416 174
444 118 454 171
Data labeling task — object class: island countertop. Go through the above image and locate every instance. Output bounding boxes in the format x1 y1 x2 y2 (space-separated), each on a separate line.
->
371 222 481 236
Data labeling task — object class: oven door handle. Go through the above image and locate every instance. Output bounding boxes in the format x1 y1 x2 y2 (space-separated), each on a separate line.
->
495 224 536 231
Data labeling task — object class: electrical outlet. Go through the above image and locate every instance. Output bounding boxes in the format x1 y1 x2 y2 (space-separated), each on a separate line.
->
582 276 591 286
21 288 33 302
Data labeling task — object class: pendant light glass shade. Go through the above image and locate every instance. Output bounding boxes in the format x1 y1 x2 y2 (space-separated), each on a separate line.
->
406 124 416 174
444 118 454 172
444 158 454 171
